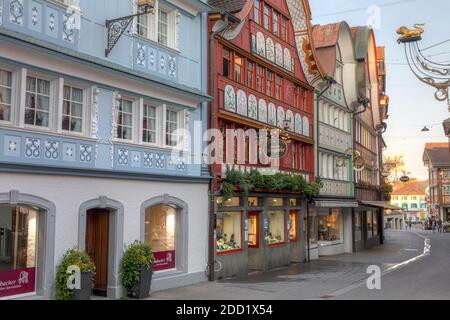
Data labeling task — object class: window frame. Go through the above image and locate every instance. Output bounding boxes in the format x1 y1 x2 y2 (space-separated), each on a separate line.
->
141 102 160 146
60 83 88 136
116 96 136 142
0 67 15 125
164 106 181 148
256 64 265 94
246 60 255 89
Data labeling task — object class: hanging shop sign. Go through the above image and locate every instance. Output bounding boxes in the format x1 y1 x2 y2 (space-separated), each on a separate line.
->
400 176 410 183
0 268 36 298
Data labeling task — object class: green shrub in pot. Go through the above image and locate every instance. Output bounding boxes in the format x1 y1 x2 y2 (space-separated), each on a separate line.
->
55 248 95 300
120 240 155 299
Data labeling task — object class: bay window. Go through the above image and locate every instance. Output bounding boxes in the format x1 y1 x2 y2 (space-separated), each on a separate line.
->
0 69 12 122
25 76 51 128
117 98 134 141
62 85 84 133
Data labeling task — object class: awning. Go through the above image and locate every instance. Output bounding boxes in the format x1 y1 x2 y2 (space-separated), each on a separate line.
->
359 201 402 211
314 200 359 208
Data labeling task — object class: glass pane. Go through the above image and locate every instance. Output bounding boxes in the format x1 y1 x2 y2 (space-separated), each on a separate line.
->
62 115 70 131
0 104 10 122
0 70 12 87
36 96 49 111
145 204 176 252
63 86 71 100
72 88 83 103
71 118 82 133
268 211 285 245
26 77 36 92
289 212 297 241
24 108 35 125
123 114 133 126
248 214 258 247
267 198 283 207
318 209 342 242
216 212 242 253
0 87 11 105
63 101 71 116
71 103 83 118
36 111 49 127
37 79 50 95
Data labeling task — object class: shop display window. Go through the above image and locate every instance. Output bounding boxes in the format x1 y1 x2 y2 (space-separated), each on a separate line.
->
318 209 342 242
248 197 261 207
354 212 363 242
217 197 241 207
216 212 242 253
373 212 379 237
308 208 318 246
367 211 373 238
248 213 259 248
267 211 285 245
289 211 298 241
267 198 283 207
289 198 298 206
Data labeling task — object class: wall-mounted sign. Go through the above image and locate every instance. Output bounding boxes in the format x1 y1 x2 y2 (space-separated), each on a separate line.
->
263 218 269 230
400 176 410 183
153 251 176 271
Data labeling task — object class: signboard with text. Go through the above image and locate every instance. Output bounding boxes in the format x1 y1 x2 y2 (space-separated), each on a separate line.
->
153 251 176 271
0 268 36 298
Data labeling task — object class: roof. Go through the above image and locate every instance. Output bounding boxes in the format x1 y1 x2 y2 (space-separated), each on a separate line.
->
312 23 342 49
391 180 428 196
423 142 450 167
208 0 247 14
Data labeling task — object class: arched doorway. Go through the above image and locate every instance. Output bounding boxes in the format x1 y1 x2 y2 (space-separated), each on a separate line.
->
141 195 188 274
0 191 55 299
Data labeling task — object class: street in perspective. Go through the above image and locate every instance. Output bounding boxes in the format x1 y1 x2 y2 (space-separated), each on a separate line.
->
0 0 449 305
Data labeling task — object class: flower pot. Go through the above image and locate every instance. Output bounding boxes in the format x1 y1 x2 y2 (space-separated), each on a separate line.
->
72 271 93 300
130 265 153 299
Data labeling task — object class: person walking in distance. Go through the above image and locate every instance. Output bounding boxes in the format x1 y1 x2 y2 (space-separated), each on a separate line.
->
437 218 443 233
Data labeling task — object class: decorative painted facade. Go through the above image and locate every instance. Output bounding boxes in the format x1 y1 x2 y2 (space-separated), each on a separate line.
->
0 0 211 299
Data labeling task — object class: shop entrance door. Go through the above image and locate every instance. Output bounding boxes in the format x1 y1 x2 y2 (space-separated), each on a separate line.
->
86 209 109 296
247 212 264 271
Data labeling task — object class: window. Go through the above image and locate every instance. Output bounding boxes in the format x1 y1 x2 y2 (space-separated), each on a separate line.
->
216 212 242 253
248 212 259 248
294 85 300 109
145 204 176 271
354 212 362 241
367 211 373 238
234 54 244 83
289 211 298 241
0 205 39 297
263 4 271 30
299 144 306 170
142 104 157 144
275 75 282 100
223 48 232 78
318 209 342 242
158 9 168 46
254 0 262 24
62 85 83 133
266 70 274 96
117 98 133 140
268 211 285 245
256 65 265 93
165 109 179 147
267 198 283 206
373 212 379 236
246 61 255 88
281 17 288 41
137 5 152 38
25 76 50 128
0 70 12 122
272 11 279 36
301 88 307 111
217 197 241 207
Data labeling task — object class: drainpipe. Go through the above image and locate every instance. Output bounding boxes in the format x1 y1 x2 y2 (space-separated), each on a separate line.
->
208 15 230 282
306 76 336 262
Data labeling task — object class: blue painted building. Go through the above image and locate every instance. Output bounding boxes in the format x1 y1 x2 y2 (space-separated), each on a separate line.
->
0 0 211 299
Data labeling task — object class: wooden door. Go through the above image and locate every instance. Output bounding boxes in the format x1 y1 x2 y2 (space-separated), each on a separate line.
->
86 209 109 295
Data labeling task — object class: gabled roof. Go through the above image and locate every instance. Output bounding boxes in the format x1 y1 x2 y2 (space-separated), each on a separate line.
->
208 0 247 14
423 142 450 167
392 180 428 196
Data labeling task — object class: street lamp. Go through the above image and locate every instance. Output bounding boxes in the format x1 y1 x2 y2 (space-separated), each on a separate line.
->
105 0 156 56
397 24 450 111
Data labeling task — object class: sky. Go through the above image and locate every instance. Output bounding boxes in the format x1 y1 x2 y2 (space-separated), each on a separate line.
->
309 0 450 180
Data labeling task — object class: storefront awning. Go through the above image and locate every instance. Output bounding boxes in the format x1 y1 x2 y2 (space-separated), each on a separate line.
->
314 200 359 208
359 201 402 210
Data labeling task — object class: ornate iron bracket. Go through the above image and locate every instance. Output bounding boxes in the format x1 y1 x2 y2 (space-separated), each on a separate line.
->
105 4 154 57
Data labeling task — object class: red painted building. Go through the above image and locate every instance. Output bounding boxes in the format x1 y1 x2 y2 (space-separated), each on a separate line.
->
207 0 321 280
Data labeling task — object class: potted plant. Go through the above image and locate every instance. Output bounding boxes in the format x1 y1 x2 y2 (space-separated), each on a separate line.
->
120 240 154 299
55 248 95 300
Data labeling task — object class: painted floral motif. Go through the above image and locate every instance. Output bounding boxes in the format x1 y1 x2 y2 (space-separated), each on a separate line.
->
148 48 156 68
258 99 268 123
80 145 93 163
168 56 176 77
155 153 165 168
268 103 277 126
295 113 302 134
248 95 258 120
237 90 247 116
44 141 59 160
63 12 76 43
224 85 236 112
31 6 39 26
48 13 56 32
275 43 283 66
143 152 153 168
25 138 40 158
137 43 146 67
266 37 275 62
9 0 24 25
277 106 285 129
256 32 265 57
286 110 294 132
8 141 17 152
117 149 129 165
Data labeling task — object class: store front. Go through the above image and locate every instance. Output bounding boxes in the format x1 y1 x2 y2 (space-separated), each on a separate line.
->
353 205 383 251
308 200 357 258
214 195 304 280
0 205 39 298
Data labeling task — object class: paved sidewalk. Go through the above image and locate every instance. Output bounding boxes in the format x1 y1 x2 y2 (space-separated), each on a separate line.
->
150 230 426 300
